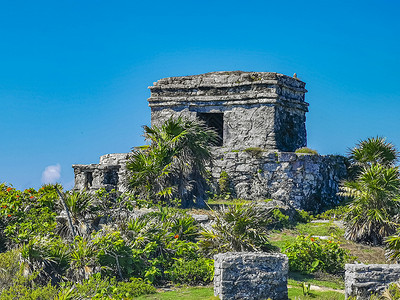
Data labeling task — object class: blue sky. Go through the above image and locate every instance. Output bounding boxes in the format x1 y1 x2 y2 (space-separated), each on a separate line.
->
1 0 399 190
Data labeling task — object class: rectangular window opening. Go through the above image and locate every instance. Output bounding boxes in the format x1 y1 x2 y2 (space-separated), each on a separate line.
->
104 170 118 185
85 172 93 188
197 112 224 146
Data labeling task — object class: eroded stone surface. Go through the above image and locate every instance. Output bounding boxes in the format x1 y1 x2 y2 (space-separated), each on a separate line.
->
72 71 347 210
149 71 308 152
214 252 288 300
73 153 130 192
345 264 400 299
210 149 347 211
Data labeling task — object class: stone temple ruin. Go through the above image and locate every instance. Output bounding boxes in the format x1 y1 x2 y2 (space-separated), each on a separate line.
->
73 71 347 211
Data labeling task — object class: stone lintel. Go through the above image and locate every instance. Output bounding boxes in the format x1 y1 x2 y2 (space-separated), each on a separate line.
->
149 96 309 112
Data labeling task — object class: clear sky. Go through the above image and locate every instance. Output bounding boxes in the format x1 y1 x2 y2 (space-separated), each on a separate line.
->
1 0 399 190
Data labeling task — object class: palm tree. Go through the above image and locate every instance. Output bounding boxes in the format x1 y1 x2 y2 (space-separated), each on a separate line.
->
340 147 400 245
126 117 218 207
348 137 398 178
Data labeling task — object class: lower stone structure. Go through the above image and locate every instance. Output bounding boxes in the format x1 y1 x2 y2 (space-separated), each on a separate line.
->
72 153 130 192
214 252 288 300
345 263 400 299
211 149 347 211
72 149 346 211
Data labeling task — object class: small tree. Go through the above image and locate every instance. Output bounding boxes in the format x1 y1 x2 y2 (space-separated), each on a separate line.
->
126 117 218 207
347 136 398 178
341 137 400 245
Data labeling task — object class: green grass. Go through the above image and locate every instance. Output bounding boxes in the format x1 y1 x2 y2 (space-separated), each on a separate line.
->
206 198 272 206
206 198 252 206
295 147 319 155
135 287 215 300
288 286 344 299
269 221 345 251
134 285 344 300
288 272 344 290
295 221 344 237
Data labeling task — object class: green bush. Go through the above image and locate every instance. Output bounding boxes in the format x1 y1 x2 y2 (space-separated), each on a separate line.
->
123 207 202 283
61 274 156 299
316 205 349 220
0 249 20 292
283 235 352 274
295 147 318 155
93 230 134 279
218 171 231 198
294 210 312 223
114 278 156 298
0 185 58 246
268 209 311 229
166 258 214 285
270 208 290 228
0 274 58 300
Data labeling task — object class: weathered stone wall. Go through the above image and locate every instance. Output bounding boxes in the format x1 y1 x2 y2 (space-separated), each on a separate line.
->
345 264 400 299
72 71 348 210
210 149 347 211
73 153 130 192
214 252 288 300
148 71 308 152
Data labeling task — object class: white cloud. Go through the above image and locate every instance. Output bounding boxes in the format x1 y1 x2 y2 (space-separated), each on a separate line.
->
41 164 61 184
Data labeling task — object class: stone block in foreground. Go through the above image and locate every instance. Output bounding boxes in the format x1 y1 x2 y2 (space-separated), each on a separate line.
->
345 263 400 299
214 252 288 300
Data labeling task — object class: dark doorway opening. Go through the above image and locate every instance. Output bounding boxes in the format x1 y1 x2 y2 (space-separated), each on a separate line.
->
197 112 223 146
103 170 119 186
85 172 93 189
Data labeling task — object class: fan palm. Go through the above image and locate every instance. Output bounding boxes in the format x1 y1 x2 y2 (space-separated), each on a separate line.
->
126 117 218 207
348 136 398 178
199 203 276 254
340 164 400 245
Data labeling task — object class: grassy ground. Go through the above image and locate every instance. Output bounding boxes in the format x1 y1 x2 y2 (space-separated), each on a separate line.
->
178 206 386 299
269 220 386 264
288 272 344 290
135 286 215 300
135 285 344 299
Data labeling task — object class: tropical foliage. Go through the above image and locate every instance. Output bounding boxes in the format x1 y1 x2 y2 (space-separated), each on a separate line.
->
340 137 400 245
126 117 218 207
348 137 398 169
199 203 276 254
3 129 398 297
283 235 352 274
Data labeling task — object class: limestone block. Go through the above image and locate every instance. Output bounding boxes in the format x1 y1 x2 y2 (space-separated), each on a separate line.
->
345 264 400 299
214 252 288 300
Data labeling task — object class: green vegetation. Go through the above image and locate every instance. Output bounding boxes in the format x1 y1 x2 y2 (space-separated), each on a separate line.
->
295 147 319 155
135 286 215 300
126 117 218 207
3 130 400 298
199 203 276 254
243 147 264 157
283 235 352 274
316 205 349 220
217 171 231 199
288 285 344 299
341 137 400 245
